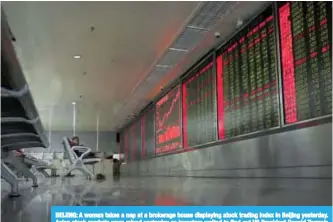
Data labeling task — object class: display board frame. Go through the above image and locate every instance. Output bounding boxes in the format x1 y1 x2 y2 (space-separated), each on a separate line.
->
215 4 282 142
275 1 333 126
274 1 286 129
118 131 125 162
181 53 219 149
123 126 130 163
155 83 183 155
130 118 142 162
141 104 155 159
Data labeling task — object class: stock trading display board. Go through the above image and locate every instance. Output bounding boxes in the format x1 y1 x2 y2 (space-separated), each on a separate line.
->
119 132 124 162
278 1 332 124
130 120 141 161
141 107 155 158
120 2 333 160
123 127 130 162
216 6 279 139
155 85 182 154
182 58 217 148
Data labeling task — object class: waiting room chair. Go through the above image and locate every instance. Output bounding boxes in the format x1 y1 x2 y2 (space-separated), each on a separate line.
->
62 137 101 180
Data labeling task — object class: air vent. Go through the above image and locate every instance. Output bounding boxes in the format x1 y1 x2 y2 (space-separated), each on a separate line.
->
187 2 237 31
149 65 170 79
187 14 221 30
171 27 207 50
197 1 236 18
144 67 169 87
197 2 223 15
157 49 187 67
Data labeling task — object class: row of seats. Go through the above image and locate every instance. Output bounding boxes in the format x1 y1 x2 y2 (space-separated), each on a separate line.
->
1 11 103 197
1 11 51 197
62 137 101 179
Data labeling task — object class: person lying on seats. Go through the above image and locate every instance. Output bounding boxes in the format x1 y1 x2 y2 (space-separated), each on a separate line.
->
13 149 27 168
11 149 31 179
70 136 96 159
65 136 96 177
13 149 25 157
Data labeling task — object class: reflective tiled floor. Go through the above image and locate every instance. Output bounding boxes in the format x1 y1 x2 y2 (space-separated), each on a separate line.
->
1 176 332 222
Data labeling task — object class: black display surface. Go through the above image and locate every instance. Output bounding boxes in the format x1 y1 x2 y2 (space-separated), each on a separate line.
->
155 85 182 154
124 127 130 162
217 6 279 139
141 107 155 158
278 1 332 124
119 132 124 161
182 58 217 148
130 120 141 161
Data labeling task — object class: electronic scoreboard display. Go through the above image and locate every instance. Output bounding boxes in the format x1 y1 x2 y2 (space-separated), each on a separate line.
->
119 132 124 162
124 127 130 162
278 1 332 124
141 107 155 158
155 85 182 154
130 120 141 161
182 57 217 148
216 6 280 139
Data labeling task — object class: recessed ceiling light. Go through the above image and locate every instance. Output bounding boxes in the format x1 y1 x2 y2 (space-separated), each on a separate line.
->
72 102 76 105
73 55 81 59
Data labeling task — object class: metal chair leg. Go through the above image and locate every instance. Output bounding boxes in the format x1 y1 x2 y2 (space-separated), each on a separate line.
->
39 169 50 177
1 162 20 197
7 153 38 187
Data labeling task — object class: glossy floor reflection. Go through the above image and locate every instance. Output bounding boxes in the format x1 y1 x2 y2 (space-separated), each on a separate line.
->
1 176 332 222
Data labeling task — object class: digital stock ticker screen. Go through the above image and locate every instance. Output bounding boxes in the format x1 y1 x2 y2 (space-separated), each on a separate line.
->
130 120 141 161
155 85 182 154
141 107 155 158
182 58 217 148
119 132 125 162
123 127 130 162
216 6 280 140
278 1 332 124
120 2 332 161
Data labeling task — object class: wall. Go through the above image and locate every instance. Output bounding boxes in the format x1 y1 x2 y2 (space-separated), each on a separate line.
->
121 122 332 178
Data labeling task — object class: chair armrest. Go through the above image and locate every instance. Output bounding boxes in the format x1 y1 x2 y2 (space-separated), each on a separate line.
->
83 158 101 165
72 146 91 152
72 146 91 159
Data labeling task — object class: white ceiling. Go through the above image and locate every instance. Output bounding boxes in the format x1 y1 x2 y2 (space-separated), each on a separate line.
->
2 1 269 132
